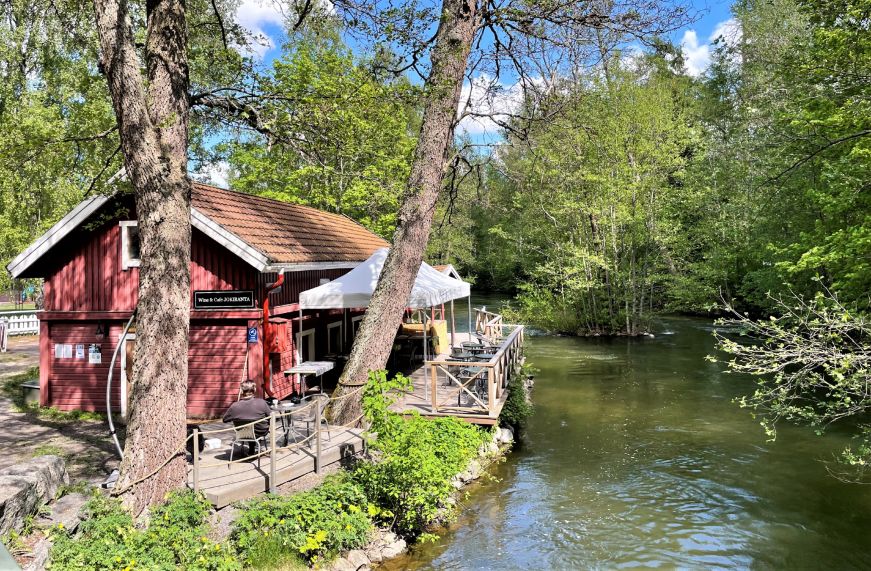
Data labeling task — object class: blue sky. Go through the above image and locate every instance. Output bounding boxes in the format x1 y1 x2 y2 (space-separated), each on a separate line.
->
198 0 739 183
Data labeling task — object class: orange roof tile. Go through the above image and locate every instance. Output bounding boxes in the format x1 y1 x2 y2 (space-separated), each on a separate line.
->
192 183 388 264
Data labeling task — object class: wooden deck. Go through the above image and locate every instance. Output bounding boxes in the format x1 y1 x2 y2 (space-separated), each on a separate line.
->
389 318 525 425
188 417 365 508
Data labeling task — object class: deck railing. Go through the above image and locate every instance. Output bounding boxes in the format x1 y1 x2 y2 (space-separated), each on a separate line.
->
474 308 504 341
426 319 525 418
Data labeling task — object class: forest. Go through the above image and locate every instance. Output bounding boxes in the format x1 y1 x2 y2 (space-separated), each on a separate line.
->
2 0 867 337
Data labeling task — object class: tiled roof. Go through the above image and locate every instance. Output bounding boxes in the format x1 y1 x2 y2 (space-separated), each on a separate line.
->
192 183 388 264
433 264 449 272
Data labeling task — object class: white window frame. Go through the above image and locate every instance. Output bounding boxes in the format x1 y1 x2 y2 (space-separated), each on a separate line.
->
296 328 316 363
327 321 343 353
119 221 141 270
351 315 364 338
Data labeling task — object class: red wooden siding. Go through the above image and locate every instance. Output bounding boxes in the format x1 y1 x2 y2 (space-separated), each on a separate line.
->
263 269 351 310
44 223 139 312
190 230 261 304
47 322 123 412
186 321 250 418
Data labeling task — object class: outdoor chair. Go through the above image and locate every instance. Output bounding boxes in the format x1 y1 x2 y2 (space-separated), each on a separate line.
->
229 422 267 465
297 394 332 446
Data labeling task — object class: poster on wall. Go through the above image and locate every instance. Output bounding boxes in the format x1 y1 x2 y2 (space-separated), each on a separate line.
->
88 344 102 364
54 344 63 358
62 344 73 359
75 344 85 359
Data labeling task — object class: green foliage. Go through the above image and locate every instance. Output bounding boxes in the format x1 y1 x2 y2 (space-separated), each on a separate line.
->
232 476 373 566
711 288 871 479
353 370 490 535
50 491 240 571
225 35 417 239
499 364 535 429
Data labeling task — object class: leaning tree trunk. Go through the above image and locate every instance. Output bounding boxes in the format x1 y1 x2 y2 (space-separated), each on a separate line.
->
329 0 479 424
94 0 191 514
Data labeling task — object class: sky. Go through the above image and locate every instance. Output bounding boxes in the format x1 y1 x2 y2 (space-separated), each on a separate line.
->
197 0 739 185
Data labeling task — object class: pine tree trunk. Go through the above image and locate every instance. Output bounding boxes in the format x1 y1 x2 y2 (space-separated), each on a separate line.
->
329 0 479 425
94 0 191 514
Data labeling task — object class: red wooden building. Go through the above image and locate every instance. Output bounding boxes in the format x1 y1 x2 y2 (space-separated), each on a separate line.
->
7 183 387 418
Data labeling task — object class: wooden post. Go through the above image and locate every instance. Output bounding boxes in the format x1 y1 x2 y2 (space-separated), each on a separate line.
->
192 428 200 493
430 363 438 413
315 399 322 474
488 366 496 416
269 413 277 493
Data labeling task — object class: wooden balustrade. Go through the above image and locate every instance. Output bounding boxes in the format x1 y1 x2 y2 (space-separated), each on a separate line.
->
426 322 525 418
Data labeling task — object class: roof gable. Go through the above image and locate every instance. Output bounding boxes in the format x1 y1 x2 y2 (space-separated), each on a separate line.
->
7 184 389 278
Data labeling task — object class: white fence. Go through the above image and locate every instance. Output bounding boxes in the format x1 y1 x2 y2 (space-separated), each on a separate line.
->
0 310 41 336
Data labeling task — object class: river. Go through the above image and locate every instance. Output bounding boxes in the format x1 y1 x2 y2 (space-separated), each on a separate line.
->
384 313 871 570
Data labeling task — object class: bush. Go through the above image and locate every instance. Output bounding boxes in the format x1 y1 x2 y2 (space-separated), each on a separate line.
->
499 364 535 429
352 371 490 535
49 491 239 571
232 476 374 566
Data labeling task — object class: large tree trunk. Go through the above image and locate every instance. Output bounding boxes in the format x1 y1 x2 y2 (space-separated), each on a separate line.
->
329 0 479 424
94 0 191 514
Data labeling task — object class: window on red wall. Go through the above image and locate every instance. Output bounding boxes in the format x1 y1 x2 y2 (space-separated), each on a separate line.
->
120 221 141 270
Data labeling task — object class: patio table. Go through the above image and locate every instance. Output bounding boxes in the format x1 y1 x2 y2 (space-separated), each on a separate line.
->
284 360 335 395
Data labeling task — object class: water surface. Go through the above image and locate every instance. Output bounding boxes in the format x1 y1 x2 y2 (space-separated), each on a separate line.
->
386 315 871 570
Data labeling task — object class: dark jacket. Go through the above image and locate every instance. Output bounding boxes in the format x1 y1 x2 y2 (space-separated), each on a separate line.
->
223 396 272 437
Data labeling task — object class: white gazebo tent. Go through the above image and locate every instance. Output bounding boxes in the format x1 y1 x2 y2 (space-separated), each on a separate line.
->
298 248 472 367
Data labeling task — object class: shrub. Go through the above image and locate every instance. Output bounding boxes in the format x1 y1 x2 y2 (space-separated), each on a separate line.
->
232 476 373 566
499 364 535 429
49 491 239 571
352 371 490 535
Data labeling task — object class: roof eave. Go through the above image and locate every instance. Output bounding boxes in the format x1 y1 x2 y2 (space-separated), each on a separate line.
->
7 195 111 278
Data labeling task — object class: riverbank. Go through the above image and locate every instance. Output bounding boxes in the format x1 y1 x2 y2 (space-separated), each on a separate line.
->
389 316 871 569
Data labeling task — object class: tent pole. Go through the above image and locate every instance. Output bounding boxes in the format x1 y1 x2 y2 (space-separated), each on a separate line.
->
450 299 456 348
422 309 428 400
297 307 303 396
467 295 473 340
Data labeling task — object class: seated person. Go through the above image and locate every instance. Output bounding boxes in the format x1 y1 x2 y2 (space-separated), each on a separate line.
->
223 380 272 440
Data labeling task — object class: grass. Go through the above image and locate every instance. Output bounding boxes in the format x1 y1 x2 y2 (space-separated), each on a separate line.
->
0 302 36 312
31 444 65 457
1 366 106 422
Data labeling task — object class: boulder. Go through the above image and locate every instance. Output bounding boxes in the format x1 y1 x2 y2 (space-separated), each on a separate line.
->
0 475 39 536
36 492 88 533
346 549 370 569
23 537 52 571
381 537 406 559
496 427 514 444
331 557 355 571
0 455 68 501
0 455 69 535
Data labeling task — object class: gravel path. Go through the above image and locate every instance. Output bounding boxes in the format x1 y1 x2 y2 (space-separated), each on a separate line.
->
0 336 120 484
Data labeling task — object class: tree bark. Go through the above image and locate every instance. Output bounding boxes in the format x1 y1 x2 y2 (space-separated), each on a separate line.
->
93 0 191 514
329 0 479 424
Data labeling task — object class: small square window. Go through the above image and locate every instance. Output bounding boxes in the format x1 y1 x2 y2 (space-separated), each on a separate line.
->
120 221 141 270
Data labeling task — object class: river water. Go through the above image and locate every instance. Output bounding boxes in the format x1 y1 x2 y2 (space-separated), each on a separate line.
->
385 314 871 570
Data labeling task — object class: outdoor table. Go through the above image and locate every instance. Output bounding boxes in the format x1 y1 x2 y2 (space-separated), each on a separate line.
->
449 351 475 361
270 401 297 445
461 341 486 354
284 360 335 395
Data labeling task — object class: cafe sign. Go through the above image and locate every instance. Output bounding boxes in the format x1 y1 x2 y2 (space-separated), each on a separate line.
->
194 290 255 310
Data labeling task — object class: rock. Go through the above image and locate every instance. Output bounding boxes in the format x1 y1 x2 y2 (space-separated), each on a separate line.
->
381 537 406 559
451 478 463 490
0 475 38 535
36 492 88 532
365 547 384 564
496 427 514 444
346 549 370 569
466 459 482 480
331 557 355 571
486 441 499 455
0 455 68 502
23 537 52 571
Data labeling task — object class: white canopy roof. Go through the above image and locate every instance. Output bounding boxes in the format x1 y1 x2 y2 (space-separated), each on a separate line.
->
299 248 471 309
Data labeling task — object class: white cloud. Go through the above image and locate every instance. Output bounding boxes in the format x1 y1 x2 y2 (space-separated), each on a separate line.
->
680 29 710 77
456 74 543 136
680 18 743 77
192 161 233 188
234 0 288 59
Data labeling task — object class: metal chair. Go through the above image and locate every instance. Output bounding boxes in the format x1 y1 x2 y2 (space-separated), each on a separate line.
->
297 394 332 446
229 422 267 465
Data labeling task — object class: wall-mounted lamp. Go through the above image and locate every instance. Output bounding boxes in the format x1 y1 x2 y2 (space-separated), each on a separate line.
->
95 322 107 341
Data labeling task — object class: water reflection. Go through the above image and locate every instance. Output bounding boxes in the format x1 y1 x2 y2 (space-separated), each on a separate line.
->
384 316 871 570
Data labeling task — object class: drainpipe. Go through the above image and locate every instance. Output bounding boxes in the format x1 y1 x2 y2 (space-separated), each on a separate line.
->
262 270 285 398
